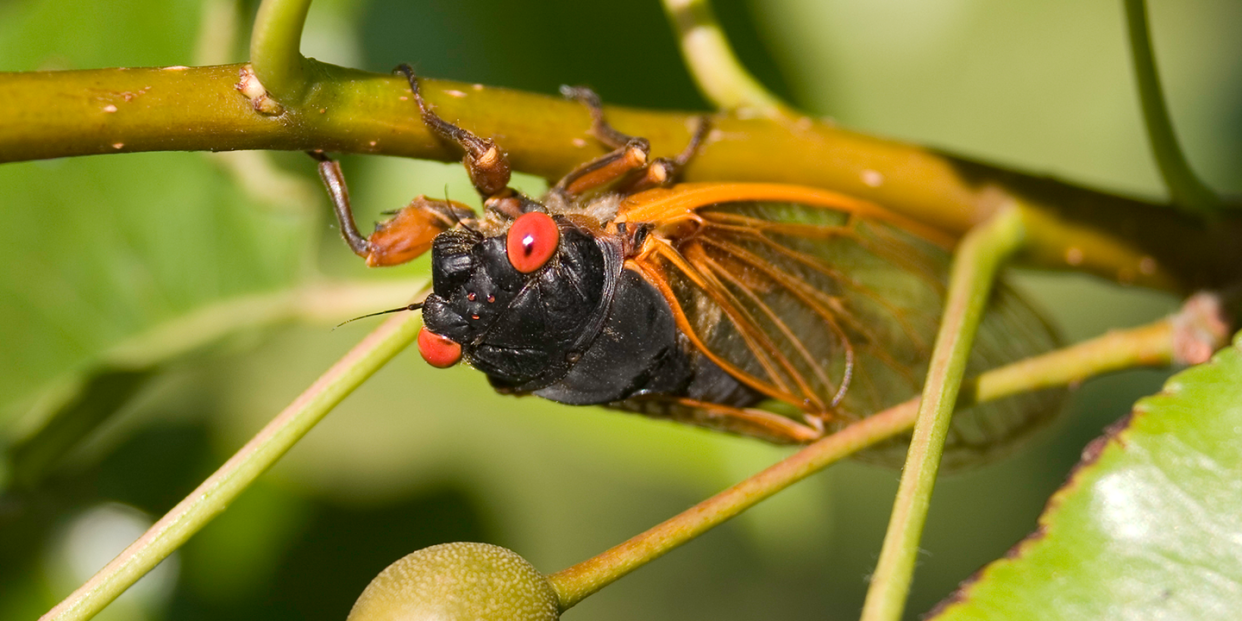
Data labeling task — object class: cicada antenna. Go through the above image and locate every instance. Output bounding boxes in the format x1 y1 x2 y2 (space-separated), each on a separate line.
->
334 302 425 329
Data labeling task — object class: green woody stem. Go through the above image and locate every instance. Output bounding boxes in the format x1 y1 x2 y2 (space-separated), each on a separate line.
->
2 64 1240 291
249 0 315 103
861 207 1026 621
39 311 423 621
1122 0 1221 214
660 0 793 117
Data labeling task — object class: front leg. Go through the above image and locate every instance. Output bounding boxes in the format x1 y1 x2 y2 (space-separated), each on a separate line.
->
309 150 475 267
395 64 513 200
309 150 371 259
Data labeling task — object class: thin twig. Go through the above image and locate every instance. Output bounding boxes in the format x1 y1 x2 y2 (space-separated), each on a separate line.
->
3 64 1239 290
861 207 1026 621
249 0 314 103
1122 0 1221 214
548 302 1192 611
38 310 424 621
660 0 793 118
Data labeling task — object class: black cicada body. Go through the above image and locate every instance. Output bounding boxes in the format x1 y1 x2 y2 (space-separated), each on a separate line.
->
314 68 1063 465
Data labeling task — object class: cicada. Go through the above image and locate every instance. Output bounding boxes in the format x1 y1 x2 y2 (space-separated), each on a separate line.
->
313 66 1062 467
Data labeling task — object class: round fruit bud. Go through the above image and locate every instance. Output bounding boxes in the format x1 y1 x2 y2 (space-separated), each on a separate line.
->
347 542 559 621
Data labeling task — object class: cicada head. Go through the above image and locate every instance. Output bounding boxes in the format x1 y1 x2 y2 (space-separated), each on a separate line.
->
419 212 619 392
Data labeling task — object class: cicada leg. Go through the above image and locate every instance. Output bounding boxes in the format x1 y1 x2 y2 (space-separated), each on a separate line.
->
309 150 475 267
559 85 712 196
365 197 475 267
559 85 638 149
395 64 512 199
552 137 652 197
309 150 371 258
394 64 542 220
613 116 711 195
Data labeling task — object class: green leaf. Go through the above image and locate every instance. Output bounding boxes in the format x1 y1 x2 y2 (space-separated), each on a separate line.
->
931 330 1242 620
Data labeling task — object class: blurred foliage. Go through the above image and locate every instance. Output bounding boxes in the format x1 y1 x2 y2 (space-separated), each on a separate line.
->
0 0 1239 620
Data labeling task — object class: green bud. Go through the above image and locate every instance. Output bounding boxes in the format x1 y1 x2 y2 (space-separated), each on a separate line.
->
348 542 560 621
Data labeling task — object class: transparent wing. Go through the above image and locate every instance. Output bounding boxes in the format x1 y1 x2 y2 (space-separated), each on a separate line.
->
627 190 1064 467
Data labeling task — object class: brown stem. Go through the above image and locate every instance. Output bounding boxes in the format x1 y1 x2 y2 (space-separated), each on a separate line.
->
2 62 1240 290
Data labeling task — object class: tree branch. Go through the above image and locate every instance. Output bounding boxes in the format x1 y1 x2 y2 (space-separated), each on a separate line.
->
2 62 1240 290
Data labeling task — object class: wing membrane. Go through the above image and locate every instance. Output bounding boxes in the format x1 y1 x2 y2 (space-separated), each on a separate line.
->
625 186 1064 466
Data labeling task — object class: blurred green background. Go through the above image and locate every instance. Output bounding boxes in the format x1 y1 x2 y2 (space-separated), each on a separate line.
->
1 0 1239 619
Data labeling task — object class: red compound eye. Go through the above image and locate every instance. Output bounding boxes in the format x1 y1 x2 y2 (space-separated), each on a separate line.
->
417 327 462 368
506 211 560 273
